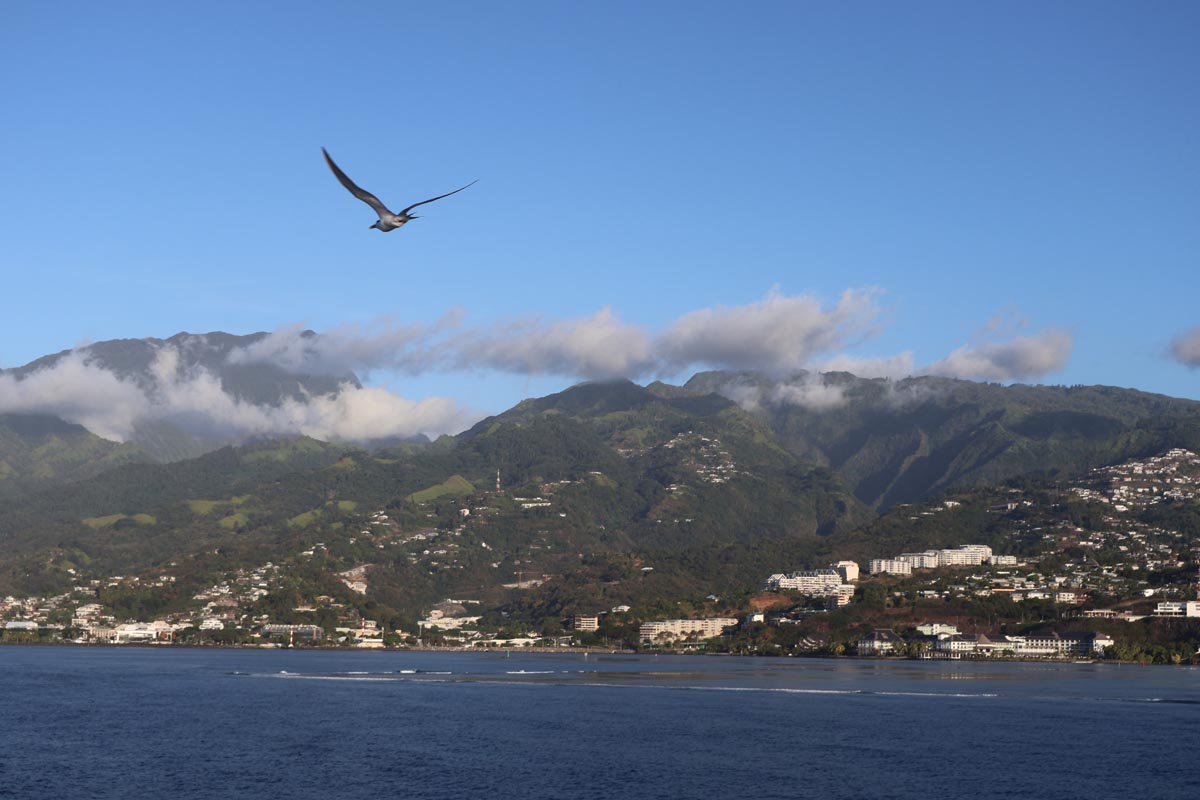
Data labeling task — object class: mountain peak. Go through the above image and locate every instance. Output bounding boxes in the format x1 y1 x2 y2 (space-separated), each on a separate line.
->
1 330 361 462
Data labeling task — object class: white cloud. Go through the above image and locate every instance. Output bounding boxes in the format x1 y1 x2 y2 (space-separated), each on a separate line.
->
1170 326 1200 368
0 346 475 444
820 352 915 380
0 352 150 441
710 317 1071 412
923 328 1073 382
450 307 655 379
713 381 766 411
654 288 883 373
767 377 847 411
278 387 475 442
228 290 888 384
227 316 450 377
231 308 652 382
2 293 1086 444
712 374 849 413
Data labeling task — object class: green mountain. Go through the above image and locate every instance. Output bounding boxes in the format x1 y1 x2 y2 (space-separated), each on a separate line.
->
0 414 149 499
0 330 361 466
8 331 357 405
684 371 1200 510
0 379 867 601
1 370 1199 616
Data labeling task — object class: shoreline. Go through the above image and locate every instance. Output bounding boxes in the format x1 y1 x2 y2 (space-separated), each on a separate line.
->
0 639 1175 666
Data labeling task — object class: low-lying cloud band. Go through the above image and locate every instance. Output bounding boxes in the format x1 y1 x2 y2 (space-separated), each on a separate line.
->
0 289 1077 444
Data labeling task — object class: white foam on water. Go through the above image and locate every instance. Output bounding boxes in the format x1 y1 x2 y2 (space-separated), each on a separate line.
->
244 669 1006 700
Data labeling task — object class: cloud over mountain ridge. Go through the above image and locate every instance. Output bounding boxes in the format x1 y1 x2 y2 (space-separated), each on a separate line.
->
0 290 1084 447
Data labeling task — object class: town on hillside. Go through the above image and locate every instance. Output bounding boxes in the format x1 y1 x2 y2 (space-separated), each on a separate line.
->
3 449 1199 664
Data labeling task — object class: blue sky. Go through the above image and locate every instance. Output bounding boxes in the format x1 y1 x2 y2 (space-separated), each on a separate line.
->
2 2 1198 438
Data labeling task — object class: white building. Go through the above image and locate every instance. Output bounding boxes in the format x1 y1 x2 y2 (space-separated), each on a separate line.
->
418 614 482 631
898 551 941 569
1153 601 1200 617
86 625 117 643
873 544 994 573
938 545 993 567
825 585 855 608
574 615 600 631
936 633 1026 656
639 618 738 644
858 629 905 655
765 569 842 593
869 559 912 576
833 560 860 583
113 621 174 643
767 562 859 593
261 623 324 642
940 631 1113 658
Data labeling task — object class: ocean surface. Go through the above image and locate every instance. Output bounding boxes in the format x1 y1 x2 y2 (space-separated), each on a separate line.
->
1 647 1197 799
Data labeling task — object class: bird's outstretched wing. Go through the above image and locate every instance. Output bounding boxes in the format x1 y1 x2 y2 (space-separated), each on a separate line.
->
322 148 392 216
399 180 479 216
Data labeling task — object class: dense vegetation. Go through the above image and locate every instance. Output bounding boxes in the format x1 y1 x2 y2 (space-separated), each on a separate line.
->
0 371 1198 622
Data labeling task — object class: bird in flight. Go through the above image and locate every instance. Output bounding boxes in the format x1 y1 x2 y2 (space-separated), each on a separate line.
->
322 147 476 232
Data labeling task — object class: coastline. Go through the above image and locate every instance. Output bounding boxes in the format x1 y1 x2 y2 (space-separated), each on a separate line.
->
2 639 1177 667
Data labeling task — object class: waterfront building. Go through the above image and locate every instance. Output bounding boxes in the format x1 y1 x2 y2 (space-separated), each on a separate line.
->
112 621 174 643
936 631 1113 658
86 625 117 643
261 623 324 642
417 613 482 631
858 629 905 655
639 618 738 644
3 621 39 632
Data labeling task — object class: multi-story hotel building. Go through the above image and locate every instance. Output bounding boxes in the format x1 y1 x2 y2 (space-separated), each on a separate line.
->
639 618 738 644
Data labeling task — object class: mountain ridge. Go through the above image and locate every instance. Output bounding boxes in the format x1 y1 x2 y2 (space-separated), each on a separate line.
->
2 332 1200 606
0 330 363 468
678 370 1200 509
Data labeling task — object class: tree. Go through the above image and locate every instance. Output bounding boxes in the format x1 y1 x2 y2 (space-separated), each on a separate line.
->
860 582 886 611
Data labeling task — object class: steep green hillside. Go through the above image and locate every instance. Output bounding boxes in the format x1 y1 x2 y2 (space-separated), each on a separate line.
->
685 372 1200 510
0 381 867 599
1 373 1199 614
0 414 150 499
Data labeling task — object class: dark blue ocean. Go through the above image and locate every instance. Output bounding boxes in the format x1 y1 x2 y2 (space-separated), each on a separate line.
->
1 647 1197 799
